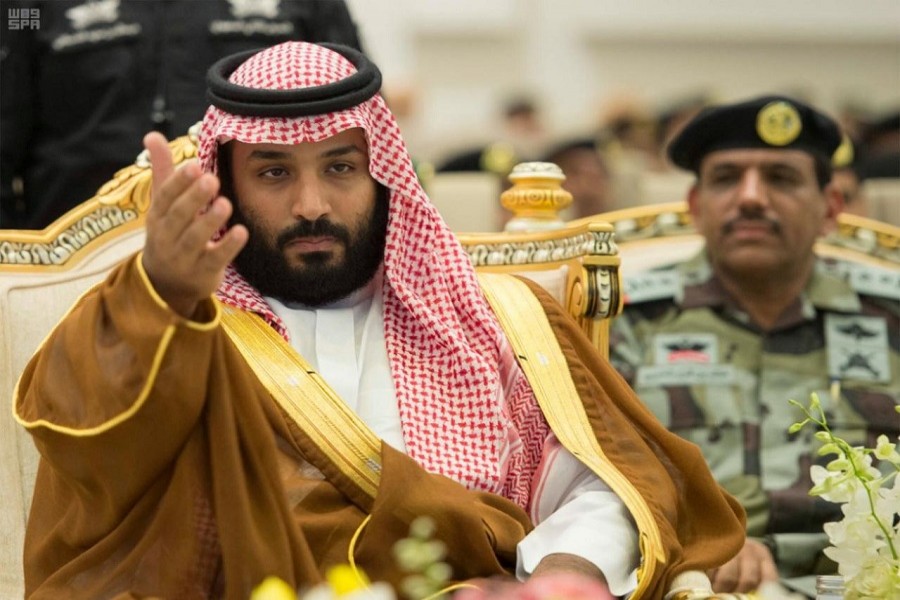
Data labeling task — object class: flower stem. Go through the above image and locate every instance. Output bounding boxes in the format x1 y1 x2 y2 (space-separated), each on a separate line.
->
804 400 899 562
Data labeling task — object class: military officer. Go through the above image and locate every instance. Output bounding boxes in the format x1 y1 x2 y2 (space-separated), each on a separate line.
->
609 95 900 596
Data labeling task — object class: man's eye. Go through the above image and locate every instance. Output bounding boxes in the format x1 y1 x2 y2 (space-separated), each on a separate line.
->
768 170 799 185
260 167 288 178
708 172 738 185
329 163 354 174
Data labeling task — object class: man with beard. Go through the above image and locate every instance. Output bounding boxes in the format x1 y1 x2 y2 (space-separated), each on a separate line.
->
609 95 900 596
15 42 745 599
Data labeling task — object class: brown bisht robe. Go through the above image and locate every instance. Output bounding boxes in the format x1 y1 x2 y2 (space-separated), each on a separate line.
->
15 256 744 599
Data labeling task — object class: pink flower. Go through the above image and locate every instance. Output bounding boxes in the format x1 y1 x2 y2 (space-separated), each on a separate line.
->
453 573 615 600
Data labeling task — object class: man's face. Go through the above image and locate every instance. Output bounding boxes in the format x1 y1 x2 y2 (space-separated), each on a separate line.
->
688 148 843 278
832 168 867 218
555 148 609 217
226 128 389 306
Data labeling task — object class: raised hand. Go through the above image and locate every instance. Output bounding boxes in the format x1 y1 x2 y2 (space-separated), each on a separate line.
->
140 132 248 318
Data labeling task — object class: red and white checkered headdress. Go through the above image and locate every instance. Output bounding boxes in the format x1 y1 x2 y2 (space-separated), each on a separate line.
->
199 42 547 505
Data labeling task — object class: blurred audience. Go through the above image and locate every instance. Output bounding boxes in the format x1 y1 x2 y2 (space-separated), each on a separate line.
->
437 95 548 177
854 109 900 226
592 94 656 209
856 110 900 181
654 95 712 169
542 137 611 218
0 0 362 229
409 84 895 228
830 135 869 218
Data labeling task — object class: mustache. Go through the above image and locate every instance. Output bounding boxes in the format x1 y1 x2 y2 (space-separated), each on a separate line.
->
721 214 782 236
276 219 351 250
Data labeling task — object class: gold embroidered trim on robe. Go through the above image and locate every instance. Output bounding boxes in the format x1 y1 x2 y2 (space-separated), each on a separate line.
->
221 307 382 499
477 272 666 598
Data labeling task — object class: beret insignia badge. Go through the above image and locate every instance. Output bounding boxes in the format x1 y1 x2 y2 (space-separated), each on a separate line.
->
756 100 802 146
480 142 517 175
832 134 854 167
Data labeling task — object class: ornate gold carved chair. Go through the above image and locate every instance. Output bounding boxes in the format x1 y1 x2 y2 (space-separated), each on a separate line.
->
0 133 621 598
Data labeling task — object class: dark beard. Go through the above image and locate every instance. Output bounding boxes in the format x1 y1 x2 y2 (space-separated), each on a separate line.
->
228 185 389 307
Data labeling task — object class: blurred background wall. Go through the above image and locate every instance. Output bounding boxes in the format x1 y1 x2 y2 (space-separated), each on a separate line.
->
346 0 900 164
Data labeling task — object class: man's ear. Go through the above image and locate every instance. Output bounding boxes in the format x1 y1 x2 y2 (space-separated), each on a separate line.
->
819 181 845 236
686 182 701 217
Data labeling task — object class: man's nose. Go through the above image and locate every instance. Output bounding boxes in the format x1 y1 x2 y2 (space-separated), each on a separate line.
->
736 169 767 207
291 178 330 221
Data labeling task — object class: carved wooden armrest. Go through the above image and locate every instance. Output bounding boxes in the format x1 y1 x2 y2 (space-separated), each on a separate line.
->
0 127 199 269
458 162 622 355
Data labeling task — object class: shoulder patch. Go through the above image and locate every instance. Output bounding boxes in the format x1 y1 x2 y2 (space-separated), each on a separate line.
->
825 314 892 383
623 271 680 304
846 263 900 301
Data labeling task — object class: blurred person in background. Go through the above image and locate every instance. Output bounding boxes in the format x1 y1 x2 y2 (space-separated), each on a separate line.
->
542 137 611 219
593 93 657 210
830 135 869 218
0 0 362 229
436 95 548 178
653 95 711 171
853 110 900 225
856 110 900 180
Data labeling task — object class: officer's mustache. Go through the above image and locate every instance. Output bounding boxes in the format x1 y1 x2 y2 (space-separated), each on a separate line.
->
721 212 782 236
277 219 351 250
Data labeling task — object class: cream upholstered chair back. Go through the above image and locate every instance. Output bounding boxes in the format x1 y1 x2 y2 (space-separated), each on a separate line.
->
0 134 621 598
0 232 148 598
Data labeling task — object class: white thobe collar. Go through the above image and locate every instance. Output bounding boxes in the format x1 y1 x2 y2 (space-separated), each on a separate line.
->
264 269 405 451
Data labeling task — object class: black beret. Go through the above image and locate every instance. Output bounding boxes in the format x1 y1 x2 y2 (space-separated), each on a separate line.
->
667 95 842 172
542 137 598 162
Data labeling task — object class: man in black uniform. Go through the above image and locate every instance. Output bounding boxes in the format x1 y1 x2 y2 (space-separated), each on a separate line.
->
0 0 362 228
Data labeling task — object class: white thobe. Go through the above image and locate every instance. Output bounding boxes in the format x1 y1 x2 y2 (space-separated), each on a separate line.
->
266 276 639 596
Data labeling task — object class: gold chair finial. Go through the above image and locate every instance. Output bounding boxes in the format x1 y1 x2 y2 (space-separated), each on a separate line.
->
501 162 572 232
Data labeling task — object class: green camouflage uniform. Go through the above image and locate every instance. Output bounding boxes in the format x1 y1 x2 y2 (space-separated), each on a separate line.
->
610 250 900 580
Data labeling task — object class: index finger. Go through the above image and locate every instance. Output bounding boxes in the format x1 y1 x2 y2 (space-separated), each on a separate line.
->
144 131 176 203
